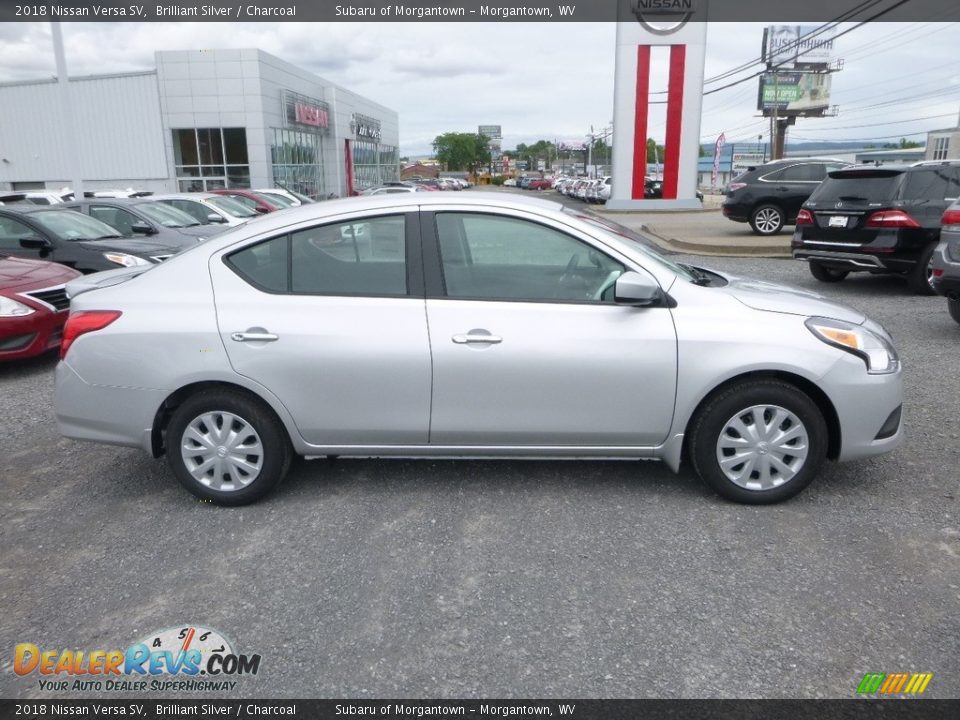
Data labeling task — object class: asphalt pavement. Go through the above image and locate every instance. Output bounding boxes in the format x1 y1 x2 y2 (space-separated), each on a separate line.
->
2 250 957 700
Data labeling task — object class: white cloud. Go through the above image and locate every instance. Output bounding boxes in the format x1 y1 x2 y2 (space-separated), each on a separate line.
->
0 20 955 155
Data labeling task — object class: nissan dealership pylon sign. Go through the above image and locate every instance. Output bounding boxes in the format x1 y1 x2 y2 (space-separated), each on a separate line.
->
608 0 707 209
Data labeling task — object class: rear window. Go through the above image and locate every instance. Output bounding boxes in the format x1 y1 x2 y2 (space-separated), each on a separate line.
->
807 171 903 205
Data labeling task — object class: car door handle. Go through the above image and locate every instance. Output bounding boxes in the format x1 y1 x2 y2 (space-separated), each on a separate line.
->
452 333 502 345
231 331 279 342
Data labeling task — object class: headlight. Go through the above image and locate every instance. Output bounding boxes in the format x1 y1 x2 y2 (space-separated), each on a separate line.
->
805 317 899 374
103 252 151 267
0 296 36 317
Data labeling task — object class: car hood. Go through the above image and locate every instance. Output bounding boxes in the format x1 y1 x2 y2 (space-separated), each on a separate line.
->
717 272 866 324
76 238 182 256
0 255 80 290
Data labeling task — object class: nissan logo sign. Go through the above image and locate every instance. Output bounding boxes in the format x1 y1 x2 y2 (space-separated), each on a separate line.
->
631 0 694 35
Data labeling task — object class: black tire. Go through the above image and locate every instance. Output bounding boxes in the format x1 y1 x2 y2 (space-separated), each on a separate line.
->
907 242 938 295
166 389 291 506
948 298 960 325
688 380 828 504
809 262 849 283
749 204 784 236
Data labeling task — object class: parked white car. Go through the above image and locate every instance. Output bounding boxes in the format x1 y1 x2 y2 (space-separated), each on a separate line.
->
151 193 259 227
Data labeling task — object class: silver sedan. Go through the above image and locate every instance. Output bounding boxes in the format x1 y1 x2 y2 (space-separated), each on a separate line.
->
55 193 903 505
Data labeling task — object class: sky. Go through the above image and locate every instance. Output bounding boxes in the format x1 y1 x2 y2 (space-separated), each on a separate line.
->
0 20 957 156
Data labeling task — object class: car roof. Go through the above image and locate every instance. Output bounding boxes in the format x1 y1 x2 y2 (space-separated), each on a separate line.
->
0 204 69 215
150 193 222 201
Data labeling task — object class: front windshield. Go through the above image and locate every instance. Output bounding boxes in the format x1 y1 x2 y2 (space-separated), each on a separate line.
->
31 209 123 241
207 196 258 218
564 208 697 282
136 202 201 227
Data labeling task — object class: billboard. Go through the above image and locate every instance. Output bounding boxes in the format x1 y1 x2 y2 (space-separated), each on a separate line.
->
764 25 835 68
478 125 502 138
757 72 832 114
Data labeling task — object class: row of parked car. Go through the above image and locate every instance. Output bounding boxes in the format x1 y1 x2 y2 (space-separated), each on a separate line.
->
0 187 315 362
361 178 472 195
722 157 960 309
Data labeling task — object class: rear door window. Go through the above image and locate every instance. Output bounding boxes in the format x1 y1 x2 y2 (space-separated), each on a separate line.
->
902 168 959 202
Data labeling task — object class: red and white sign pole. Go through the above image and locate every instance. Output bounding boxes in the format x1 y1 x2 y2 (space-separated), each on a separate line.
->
608 21 707 210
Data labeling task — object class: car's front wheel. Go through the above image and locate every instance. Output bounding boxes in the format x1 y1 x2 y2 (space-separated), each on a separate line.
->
167 389 292 506
689 380 828 504
809 262 849 283
749 204 784 235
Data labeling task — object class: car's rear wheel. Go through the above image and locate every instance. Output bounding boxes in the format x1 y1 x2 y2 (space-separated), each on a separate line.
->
948 298 960 325
809 262 849 283
167 389 291 506
689 380 828 504
907 242 938 295
749 204 784 235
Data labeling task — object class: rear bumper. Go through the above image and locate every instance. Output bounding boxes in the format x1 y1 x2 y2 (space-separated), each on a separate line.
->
55 360 164 453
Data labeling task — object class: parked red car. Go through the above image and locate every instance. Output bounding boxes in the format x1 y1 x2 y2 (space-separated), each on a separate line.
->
209 189 290 214
0 255 80 361
528 178 554 190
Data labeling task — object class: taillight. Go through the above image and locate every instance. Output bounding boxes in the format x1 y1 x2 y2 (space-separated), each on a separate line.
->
865 210 921 229
941 208 960 229
60 311 122 360
796 209 814 226
727 182 747 192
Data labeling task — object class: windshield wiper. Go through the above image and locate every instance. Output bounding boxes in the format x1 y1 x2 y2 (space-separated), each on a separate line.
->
92 234 123 240
678 263 712 286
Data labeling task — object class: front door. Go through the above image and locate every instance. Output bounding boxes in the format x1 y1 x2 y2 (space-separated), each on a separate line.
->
424 210 678 447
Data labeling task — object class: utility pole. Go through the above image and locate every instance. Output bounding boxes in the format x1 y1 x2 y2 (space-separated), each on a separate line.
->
51 22 83 199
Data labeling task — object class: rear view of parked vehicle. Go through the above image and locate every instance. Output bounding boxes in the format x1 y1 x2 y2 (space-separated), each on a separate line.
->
793 161 960 294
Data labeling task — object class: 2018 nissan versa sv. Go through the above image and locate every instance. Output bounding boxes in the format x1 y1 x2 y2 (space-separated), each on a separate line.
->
56 194 903 506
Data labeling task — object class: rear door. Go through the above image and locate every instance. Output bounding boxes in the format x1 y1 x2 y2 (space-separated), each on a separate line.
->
209 211 432 446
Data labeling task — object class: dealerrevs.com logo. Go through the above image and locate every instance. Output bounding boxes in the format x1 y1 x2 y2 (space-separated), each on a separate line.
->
14 626 262 692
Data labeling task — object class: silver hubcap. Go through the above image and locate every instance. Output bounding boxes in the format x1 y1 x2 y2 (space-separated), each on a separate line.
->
754 208 780 233
716 404 809 491
180 411 263 492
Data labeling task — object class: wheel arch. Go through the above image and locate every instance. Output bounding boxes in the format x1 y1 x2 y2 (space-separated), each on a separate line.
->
682 370 841 463
150 380 295 458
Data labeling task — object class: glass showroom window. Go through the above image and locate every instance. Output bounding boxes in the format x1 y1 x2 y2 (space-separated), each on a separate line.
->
352 140 400 192
173 128 250 192
271 129 326 200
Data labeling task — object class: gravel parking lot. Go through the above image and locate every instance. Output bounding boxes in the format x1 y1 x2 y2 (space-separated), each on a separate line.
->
1 250 958 699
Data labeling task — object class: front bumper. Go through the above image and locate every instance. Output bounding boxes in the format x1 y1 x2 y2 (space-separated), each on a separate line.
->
820 353 904 463
0 308 66 362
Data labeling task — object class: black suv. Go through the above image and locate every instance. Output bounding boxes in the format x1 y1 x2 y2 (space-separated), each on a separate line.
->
722 158 850 235
792 162 960 295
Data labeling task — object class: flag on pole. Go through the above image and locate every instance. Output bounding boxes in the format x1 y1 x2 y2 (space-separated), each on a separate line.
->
711 133 726 190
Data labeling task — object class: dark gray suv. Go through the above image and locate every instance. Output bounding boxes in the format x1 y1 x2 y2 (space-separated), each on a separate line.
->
722 158 850 235
932 198 960 323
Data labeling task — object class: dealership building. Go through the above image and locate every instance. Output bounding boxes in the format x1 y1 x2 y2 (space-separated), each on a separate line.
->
0 49 400 198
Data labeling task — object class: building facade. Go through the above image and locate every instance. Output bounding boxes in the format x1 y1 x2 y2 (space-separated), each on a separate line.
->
0 49 399 198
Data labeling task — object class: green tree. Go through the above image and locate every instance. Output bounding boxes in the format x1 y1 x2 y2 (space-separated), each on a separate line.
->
646 138 665 164
433 132 492 175
898 138 922 149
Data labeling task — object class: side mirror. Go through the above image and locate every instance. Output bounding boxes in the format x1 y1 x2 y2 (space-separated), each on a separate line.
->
614 271 661 306
207 213 227 224
20 237 51 250
130 222 154 235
